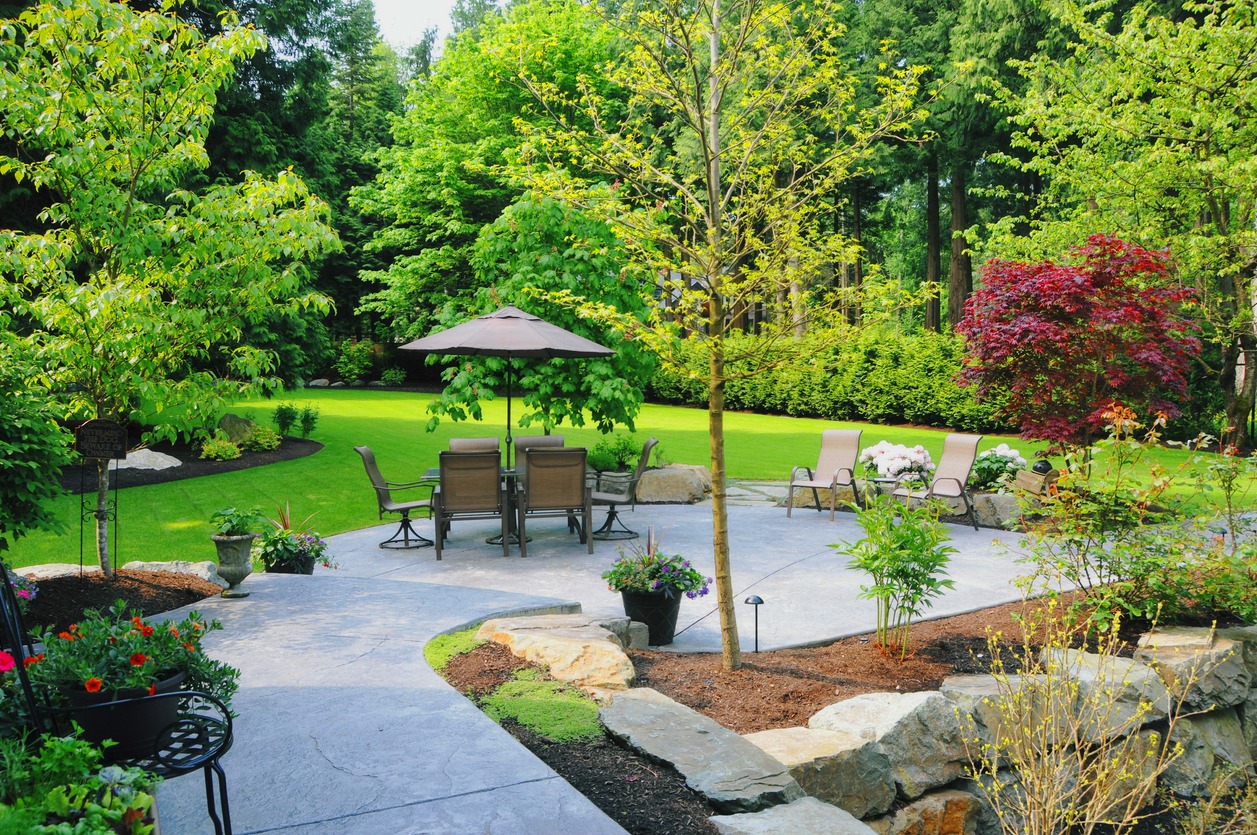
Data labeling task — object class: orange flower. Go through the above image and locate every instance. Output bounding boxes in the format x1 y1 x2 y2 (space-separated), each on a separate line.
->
68 624 78 632
85 678 103 693
140 625 154 637
58 631 76 641
147 684 156 696
24 653 44 668
184 642 195 652
169 627 180 638
130 653 148 666
131 616 143 627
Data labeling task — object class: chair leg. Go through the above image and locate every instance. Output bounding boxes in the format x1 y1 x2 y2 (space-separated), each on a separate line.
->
380 511 433 549
434 512 445 560
515 510 525 558
786 484 794 518
592 504 638 540
810 487 821 513
203 759 231 835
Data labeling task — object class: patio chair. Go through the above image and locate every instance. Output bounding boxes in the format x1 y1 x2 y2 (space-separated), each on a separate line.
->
0 561 235 835
355 446 435 549
787 429 862 521
517 447 593 558
893 433 983 530
449 437 500 452
591 437 658 540
433 450 510 558
514 434 564 466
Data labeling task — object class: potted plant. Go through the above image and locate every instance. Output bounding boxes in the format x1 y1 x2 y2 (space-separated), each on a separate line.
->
23 601 239 762
209 506 264 598
254 503 335 575
601 528 710 645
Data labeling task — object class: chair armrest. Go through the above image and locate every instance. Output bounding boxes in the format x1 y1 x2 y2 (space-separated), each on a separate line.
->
926 477 966 498
829 467 855 486
790 466 814 482
385 480 435 492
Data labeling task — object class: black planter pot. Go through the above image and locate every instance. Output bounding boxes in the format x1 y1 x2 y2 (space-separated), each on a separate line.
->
264 555 315 575
65 670 187 762
620 590 682 646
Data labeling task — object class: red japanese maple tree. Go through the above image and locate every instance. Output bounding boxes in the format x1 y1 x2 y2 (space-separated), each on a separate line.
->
957 235 1200 446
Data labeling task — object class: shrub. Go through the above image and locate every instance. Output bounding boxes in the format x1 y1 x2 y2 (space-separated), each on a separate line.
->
380 366 406 387
334 339 374 382
298 404 319 438
199 433 241 461
588 433 642 471
272 402 298 436
969 443 1028 492
835 495 956 660
242 425 281 452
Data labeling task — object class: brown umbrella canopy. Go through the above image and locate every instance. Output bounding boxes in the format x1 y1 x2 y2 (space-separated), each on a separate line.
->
399 306 614 465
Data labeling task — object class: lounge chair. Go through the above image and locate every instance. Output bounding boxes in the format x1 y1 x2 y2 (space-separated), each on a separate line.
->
354 445 435 549
517 447 593 558
893 433 983 530
787 429 862 520
591 437 658 540
433 450 510 558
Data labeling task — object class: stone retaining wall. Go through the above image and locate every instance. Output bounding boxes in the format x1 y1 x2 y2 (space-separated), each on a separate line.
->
473 614 1257 834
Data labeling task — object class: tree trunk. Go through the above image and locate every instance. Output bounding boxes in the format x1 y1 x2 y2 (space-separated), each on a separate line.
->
95 458 114 579
1221 333 1257 451
925 152 941 332
851 182 863 325
709 333 741 671
948 166 973 327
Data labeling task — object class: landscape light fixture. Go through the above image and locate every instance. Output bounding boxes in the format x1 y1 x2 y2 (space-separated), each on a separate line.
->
744 595 765 653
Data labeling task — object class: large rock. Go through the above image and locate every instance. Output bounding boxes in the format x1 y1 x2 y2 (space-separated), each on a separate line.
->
115 448 181 471
1217 625 1257 680
216 413 255 444
972 494 1019 530
600 688 804 813
1040 649 1170 741
808 692 967 800
121 560 227 589
637 465 711 504
1163 708 1254 797
743 726 895 818
865 788 982 835
711 797 876 834
786 484 859 510
1241 690 1257 761
1135 626 1250 711
306 378 330 387
475 614 635 691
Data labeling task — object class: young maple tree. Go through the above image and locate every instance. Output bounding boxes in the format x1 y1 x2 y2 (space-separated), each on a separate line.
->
957 235 1200 447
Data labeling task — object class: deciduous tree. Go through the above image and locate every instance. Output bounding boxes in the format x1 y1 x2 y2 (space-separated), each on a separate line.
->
0 0 339 576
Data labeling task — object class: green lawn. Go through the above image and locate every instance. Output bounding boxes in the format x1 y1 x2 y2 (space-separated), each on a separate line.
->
5 388 1239 569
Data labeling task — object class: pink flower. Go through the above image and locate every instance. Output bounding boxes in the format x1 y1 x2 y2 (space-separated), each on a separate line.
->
0 650 14 673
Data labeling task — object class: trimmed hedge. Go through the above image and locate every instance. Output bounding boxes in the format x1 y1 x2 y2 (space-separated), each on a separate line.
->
649 327 1011 433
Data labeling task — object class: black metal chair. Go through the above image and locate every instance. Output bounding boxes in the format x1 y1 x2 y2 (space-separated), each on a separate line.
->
0 561 235 834
591 437 658 540
355 445 435 548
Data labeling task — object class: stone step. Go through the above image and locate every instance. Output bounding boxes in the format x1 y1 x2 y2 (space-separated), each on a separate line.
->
710 797 876 835
599 688 804 814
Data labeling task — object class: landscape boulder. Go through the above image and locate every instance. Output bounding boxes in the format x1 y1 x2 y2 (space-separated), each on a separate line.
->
743 726 895 818
121 560 228 589
710 797 877 835
216 413 255 444
1039 649 1170 741
637 465 711 504
808 691 967 800
475 614 635 691
865 788 983 835
1134 626 1250 711
1162 709 1254 797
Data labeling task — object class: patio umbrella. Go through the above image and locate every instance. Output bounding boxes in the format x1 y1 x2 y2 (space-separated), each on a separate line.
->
399 305 614 467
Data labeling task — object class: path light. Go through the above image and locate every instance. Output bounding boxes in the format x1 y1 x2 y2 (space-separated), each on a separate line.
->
744 595 765 653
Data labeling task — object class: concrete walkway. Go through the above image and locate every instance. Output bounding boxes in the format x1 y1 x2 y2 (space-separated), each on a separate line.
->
155 496 1027 833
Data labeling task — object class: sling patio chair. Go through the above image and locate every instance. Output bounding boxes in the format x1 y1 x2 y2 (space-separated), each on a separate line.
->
591 437 658 540
892 432 983 530
517 447 593 558
355 445 435 549
449 436 500 452
514 434 564 466
786 429 862 520
433 449 510 558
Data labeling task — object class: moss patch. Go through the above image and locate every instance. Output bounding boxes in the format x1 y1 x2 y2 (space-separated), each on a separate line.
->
481 670 603 743
424 626 485 673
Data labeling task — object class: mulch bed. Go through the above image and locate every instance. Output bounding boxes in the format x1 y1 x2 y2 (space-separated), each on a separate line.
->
21 570 225 633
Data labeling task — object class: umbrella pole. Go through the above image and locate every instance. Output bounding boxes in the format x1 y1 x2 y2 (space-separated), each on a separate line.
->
505 357 513 469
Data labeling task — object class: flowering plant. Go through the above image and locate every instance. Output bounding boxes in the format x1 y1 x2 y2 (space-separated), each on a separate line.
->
23 601 239 706
859 441 935 483
253 502 336 571
969 443 1028 491
602 530 711 599
5 569 37 614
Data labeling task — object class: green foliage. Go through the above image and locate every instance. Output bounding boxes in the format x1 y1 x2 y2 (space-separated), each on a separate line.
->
209 507 265 537
199 434 242 462
254 504 332 571
0 0 340 574
272 403 299 436
588 434 642 472
423 627 486 674
0 354 73 552
242 425 282 452
838 495 957 660
480 670 603 744
298 405 320 438
602 534 711 599
335 340 375 382
380 367 406 387
0 733 156 835
651 327 1009 433
969 444 1028 492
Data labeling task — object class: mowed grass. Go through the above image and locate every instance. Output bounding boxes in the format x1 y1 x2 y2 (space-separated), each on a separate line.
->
6 388 1243 568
